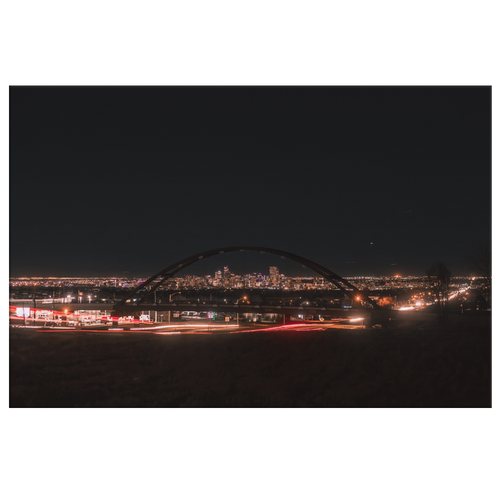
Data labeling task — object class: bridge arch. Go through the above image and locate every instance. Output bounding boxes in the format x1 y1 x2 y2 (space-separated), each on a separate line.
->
117 246 379 309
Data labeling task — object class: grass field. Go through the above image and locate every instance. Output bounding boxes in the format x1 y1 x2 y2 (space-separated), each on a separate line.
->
9 324 491 407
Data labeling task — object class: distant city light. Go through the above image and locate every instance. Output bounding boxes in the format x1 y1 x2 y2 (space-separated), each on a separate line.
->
10 270 487 330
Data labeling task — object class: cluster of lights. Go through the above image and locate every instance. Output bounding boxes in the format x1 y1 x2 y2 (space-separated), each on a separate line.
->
11 273 487 297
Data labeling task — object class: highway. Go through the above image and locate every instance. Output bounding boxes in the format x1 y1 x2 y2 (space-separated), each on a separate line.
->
20 320 365 336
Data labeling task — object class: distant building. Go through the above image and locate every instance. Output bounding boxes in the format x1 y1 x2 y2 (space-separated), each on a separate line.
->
214 270 222 286
270 266 279 286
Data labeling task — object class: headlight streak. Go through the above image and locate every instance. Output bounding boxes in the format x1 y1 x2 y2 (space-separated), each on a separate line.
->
130 323 230 330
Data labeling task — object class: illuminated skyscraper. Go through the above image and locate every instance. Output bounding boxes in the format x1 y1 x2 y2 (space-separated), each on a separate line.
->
270 266 279 286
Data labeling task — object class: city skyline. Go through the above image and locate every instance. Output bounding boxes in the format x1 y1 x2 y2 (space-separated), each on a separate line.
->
9 268 486 291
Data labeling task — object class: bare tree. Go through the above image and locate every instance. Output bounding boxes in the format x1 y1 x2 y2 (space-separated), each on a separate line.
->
426 262 451 319
466 244 491 288
465 244 495 307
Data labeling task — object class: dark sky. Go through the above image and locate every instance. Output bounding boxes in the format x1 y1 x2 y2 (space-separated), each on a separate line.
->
10 86 491 278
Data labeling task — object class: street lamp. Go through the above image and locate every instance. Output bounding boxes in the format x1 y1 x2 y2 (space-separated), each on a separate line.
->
153 289 159 323
236 296 247 327
168 292 181 324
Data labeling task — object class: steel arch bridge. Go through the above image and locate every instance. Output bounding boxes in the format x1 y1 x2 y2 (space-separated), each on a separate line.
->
117 246 379 310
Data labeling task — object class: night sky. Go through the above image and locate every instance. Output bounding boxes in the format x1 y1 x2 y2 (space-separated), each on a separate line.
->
9 86 491 278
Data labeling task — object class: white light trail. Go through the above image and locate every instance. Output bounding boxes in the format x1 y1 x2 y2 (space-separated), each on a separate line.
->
130 323 232 330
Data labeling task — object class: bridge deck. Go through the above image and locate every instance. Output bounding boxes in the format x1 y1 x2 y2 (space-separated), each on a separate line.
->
45 302 367 318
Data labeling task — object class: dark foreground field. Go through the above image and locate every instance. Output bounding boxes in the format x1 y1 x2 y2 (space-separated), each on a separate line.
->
9 325 491 407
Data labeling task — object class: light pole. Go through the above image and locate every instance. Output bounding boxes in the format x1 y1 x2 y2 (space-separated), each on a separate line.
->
153 290 157 323
169 292 181 324
236 296 247 327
